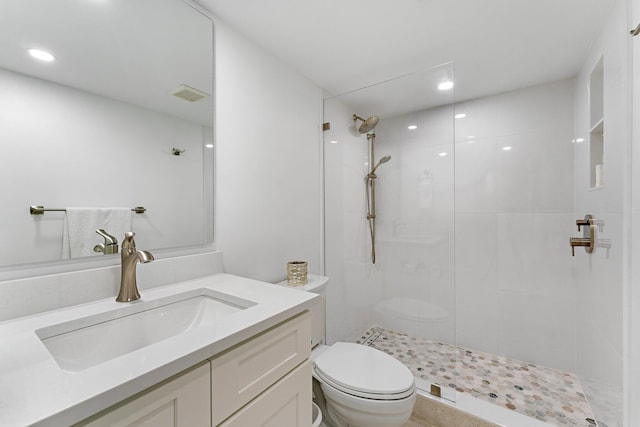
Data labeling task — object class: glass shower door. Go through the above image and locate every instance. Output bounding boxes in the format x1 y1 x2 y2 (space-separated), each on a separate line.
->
323 62 456 401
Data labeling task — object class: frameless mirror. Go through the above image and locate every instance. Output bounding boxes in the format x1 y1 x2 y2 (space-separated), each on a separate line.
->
0 0 214 268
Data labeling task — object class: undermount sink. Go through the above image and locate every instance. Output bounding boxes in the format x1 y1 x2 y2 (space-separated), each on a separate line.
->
36 288 256 372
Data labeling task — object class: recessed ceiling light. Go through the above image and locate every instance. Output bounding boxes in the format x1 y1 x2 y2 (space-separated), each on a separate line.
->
502 146 512 151
205 144 214 148
575 138 585 143
439 152 448 157
330 140 338 144
467 140 476 144
438 81 454 91
408 125 417 130
467 135 476 139
455 113 466 119
28 48 55 62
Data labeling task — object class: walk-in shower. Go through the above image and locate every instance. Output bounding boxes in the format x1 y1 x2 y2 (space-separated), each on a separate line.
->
323 60 621 426
353 114 391 264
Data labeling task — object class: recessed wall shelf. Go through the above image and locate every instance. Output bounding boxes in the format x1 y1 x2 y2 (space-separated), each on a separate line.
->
589 57 604 190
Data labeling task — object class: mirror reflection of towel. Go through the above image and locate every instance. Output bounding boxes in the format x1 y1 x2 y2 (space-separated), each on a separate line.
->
62 208 132 259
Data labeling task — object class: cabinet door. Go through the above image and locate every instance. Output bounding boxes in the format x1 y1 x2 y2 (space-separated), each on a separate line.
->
219 360 312 427
77 362 210 427
211 312 311 425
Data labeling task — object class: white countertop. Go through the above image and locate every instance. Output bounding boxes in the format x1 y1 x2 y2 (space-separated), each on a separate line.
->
0 273 318 426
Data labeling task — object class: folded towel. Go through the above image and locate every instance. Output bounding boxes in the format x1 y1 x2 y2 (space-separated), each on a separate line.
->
62 208 132 259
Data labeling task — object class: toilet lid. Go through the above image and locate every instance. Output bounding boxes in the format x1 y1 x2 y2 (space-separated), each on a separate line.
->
313 342 414 399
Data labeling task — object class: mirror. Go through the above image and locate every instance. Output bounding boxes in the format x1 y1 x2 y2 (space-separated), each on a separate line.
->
0 0 214 267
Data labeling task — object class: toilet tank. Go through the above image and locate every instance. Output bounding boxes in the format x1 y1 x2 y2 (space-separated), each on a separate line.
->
275 274 328 348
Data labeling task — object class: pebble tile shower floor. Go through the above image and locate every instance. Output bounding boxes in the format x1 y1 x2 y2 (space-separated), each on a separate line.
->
355 326 597 426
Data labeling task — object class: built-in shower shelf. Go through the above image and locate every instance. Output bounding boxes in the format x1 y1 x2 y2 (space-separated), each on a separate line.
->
589 56 604 189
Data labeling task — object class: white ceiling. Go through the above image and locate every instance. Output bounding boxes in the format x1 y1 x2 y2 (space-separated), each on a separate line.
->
200 0 617 105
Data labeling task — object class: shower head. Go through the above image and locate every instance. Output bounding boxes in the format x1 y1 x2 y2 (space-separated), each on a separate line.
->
370 155 391 174
353 114 379 134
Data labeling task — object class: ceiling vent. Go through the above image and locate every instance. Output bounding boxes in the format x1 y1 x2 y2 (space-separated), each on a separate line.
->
169 84 209 102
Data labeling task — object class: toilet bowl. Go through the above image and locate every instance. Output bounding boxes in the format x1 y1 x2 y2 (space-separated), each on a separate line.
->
312 342 416 427
275 275 416 427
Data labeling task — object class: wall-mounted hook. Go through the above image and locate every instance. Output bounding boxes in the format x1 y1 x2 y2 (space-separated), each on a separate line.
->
172 148 186 156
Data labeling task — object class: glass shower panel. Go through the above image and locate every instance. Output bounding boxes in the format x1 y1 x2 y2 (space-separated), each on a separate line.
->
453 79 588 424
323 63 456 400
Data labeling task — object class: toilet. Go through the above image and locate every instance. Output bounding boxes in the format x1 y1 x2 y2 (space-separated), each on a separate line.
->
277 275 416 427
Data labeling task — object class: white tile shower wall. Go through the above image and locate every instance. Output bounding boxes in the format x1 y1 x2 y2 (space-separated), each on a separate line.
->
0 68 208 266
572 1 628 425
454 80 576 372
214 20 323 284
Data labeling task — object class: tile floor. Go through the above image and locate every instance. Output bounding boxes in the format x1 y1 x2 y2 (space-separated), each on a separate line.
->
356 326 597 426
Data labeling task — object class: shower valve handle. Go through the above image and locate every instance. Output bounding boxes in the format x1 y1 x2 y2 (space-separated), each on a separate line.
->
570 214 596 256
576 218 592 231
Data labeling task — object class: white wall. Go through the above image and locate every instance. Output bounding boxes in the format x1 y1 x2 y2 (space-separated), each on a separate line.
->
629 2 640 427
0 68 209 266
573 1 629 426
213 20 323 283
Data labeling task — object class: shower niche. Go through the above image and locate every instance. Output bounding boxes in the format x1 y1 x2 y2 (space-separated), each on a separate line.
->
589 56 604 189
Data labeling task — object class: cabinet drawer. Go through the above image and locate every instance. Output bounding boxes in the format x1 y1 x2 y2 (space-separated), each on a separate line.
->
211 312 310 425
219 360 312 427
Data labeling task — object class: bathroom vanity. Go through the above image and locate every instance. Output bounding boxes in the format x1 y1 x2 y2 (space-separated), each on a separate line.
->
0 274 317 426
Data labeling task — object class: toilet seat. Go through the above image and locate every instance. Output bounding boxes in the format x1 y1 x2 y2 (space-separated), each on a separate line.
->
313 342 415 400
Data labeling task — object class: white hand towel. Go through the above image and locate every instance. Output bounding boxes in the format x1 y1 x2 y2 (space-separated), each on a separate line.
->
62 208 132 259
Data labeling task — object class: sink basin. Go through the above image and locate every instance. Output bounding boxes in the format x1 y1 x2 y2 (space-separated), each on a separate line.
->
36 288 256 372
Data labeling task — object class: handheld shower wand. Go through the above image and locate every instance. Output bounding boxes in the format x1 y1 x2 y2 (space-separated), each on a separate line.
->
364 140 391 264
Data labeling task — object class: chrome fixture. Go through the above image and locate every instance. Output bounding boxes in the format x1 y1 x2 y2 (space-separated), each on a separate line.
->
116 232 154 302
355 113 391 264
93 228 118 255
569 214 601 256
353 114 379 134
30 205 147 215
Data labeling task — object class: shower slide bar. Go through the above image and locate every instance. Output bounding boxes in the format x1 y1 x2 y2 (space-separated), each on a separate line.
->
29 205 147 215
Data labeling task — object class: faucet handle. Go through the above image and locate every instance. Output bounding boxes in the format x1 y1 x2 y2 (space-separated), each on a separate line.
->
94 229 119 254
122 231 136 250
96 228 117 245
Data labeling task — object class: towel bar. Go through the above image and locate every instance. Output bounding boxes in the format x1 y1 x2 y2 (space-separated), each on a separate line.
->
30 206 147 215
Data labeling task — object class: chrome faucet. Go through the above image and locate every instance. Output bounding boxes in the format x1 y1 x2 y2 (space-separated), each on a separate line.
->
93 228 118 255
116 232 154 302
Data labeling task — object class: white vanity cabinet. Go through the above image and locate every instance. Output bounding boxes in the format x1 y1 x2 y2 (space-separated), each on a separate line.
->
75 312 311 427
77 362 211 427
211 312 311 426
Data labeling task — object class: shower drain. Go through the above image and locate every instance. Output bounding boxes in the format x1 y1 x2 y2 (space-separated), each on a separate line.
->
361 330 383 346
